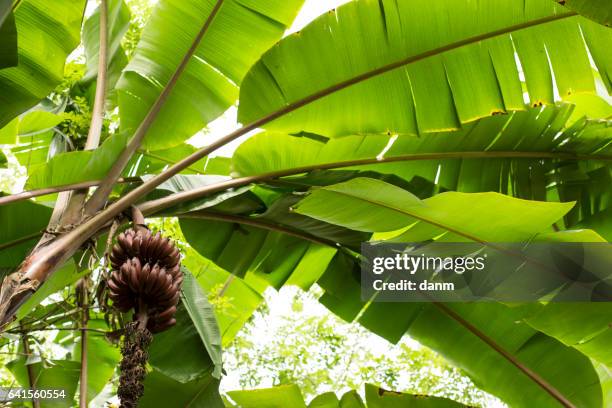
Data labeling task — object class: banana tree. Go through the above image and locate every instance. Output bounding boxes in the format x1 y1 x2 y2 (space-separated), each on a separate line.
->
0 0 611 407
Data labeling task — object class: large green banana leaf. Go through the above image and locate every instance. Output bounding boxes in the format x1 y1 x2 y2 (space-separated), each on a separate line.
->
238 0 612 136
227 383 469 407
597 363 612 407
24 133 128 189
518 302 612 367
232 105 609 185
0 111 66 173
180 216 338 293
232 104 612 233
0 0 85 128
293 177 573 240
140 372 223 408
364 383 468 408
558 0 612 26
0 110 63 147
117 0 304 150
178 270 223 378
308 391 356 408
0 199 51 270
288 177 606 407
0 0 17 69
175 176 606 406
7 358 81 407
227 384 310 408
373 302 602 408
0 0 11 26
182 248 263 346
176 181 371 293
20 136 216 190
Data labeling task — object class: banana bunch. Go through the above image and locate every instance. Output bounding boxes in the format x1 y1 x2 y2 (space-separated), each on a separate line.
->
108 228 183 333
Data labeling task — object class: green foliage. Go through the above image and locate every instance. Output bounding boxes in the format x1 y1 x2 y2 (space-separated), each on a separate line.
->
0 200 51 270
228 384 309 408
293 177 575 240
226 382 474 407
16 261 86 321
231 105 612 229
0 0 611 407
71 319 122 404
122 0 155 58
147 306 217 382
140 371 224 408
117 0 305 150
182 248 263 347
57 96 93 144
179 270 223 378
557 0 612 26
518 302 612 366
223 287 494 406
0 0 86 128
0 0 18 69
364 384 469 408
7 357 81 407
239 0 611 136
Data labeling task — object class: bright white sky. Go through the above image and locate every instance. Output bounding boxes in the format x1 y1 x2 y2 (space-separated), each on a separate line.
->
288 0 352 34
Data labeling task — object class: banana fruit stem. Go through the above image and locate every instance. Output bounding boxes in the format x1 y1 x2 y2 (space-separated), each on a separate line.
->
136 298 148 331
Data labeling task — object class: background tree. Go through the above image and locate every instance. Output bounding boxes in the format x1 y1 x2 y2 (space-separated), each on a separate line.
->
222 286 504 407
